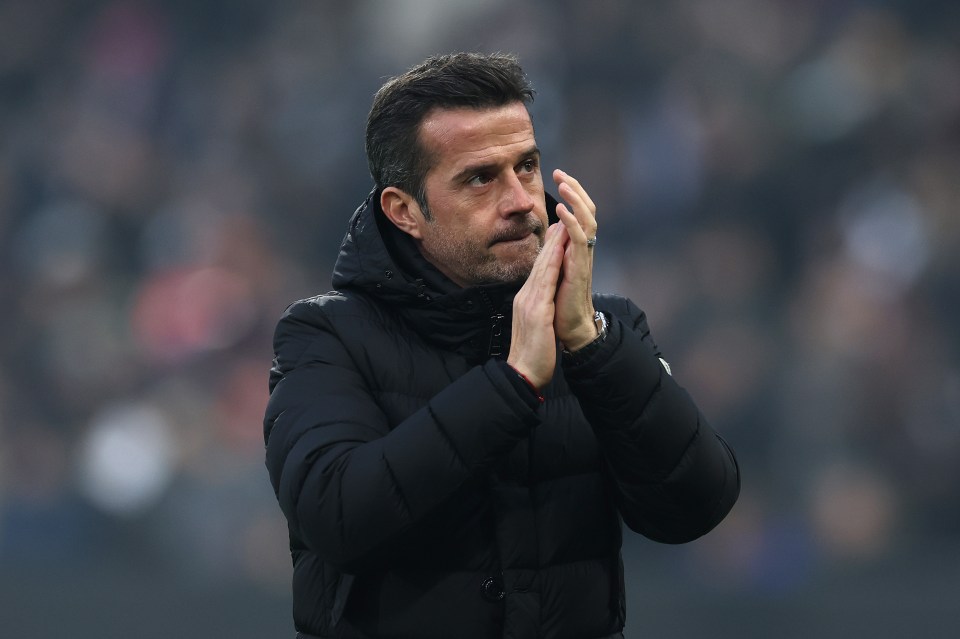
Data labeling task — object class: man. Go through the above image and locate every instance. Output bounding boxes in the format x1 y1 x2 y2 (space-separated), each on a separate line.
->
264 52 739 639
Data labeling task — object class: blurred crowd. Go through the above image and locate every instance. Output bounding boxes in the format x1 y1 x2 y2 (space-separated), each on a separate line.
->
1 0 959 636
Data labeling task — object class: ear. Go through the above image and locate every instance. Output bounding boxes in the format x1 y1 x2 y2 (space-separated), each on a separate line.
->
380 187 425 239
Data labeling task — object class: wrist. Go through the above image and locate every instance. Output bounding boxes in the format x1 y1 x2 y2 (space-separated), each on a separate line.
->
562 311 609 364
506 363 545 403
561 311 606 353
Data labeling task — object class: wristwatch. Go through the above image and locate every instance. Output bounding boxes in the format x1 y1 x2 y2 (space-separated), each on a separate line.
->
562 311 608 363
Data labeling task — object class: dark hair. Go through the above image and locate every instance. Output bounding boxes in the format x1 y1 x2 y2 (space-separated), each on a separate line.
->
365 52 535 216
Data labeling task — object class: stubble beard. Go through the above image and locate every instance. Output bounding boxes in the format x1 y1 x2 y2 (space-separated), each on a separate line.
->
423 214 545 287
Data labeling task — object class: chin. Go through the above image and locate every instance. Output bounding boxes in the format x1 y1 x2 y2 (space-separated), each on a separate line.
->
495 258 536 285
464 258 534 287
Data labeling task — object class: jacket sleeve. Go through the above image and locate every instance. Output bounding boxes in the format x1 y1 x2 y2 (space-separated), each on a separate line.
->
263 297 541 572
562 295 740 544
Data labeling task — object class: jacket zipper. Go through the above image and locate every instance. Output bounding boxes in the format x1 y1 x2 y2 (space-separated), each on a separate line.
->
478 289 506 358
489 312 505 357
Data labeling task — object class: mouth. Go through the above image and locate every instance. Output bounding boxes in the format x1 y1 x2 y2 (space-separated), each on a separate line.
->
491 232 533 246
489 221 544 247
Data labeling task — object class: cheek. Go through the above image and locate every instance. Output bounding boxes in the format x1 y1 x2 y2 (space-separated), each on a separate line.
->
526 180 548 220
463 219 492 246
427 215 483 251
534 198 550 227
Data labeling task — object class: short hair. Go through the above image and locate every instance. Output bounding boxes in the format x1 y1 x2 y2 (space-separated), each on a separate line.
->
365 52 535 214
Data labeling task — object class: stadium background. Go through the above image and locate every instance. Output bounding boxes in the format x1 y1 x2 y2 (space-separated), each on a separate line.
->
1 1 959 636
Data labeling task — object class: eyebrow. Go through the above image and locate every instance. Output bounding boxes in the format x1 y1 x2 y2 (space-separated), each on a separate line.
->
451 146 541 184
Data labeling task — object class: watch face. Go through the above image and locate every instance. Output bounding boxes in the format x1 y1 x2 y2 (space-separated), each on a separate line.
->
595 311 608 339
659 357 673 376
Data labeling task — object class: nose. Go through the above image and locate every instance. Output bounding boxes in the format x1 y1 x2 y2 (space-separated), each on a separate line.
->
498 172 535 218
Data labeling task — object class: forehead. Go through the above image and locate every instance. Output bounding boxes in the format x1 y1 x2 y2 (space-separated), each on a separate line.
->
419 103 535 170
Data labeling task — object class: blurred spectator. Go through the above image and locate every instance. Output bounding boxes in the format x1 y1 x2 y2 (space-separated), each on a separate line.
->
1 0 959 637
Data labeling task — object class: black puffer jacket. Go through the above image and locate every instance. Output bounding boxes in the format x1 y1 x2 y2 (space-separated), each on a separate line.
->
264 191 739 639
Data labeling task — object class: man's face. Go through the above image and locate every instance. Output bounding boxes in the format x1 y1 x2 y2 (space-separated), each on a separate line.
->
411 102 548 287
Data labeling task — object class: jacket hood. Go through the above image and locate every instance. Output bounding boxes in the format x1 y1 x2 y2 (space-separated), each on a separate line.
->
331 190 436 304
330 188 561 360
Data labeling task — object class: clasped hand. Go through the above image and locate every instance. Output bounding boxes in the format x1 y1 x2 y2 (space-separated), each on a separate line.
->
507 169 598 390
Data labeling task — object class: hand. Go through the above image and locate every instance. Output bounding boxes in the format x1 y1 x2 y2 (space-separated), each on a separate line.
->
552 169 598 352
507 222 565 389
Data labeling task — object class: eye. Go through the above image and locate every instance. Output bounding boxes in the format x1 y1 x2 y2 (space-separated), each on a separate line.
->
518 158 538 174
468 173 493 187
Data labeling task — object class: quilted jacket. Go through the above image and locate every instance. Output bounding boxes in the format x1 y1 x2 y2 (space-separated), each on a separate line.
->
263 191 739 638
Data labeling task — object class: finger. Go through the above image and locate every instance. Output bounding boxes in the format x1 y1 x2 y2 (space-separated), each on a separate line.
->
554 176 597 241
553 169 596 216
522 223 564 295
556 201 595 248
557 181 595 228
538 224 565 283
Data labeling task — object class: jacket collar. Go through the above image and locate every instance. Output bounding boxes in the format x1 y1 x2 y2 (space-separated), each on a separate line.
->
331 188 559 361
